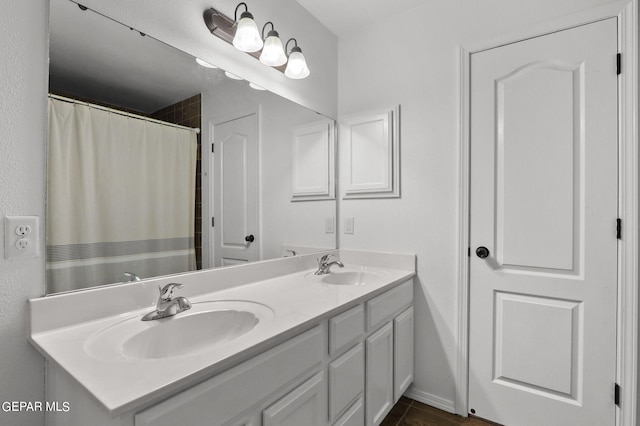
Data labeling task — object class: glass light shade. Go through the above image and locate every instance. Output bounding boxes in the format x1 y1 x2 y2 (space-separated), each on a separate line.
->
259 34 287 67
249 82 266 90
285 50 310 79
233 15 263 53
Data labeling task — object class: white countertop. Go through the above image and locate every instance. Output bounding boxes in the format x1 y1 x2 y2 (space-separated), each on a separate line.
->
29 250 415 416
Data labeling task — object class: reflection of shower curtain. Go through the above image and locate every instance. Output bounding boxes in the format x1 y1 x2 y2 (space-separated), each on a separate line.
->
47 97 197 293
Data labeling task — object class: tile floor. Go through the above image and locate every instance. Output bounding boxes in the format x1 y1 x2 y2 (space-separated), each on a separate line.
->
381 397 495 426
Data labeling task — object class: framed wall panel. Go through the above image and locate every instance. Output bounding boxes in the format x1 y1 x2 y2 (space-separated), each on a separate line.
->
341 105 400 199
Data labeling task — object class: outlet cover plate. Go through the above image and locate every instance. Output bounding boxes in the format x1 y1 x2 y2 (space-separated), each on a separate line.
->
4 216 40 259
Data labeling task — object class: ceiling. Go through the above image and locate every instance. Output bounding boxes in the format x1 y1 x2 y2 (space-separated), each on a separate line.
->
295 0 426 36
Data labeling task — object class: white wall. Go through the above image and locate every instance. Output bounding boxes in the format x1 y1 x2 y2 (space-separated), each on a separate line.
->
337 0 622 411
75 0 338 118
0 1 48 426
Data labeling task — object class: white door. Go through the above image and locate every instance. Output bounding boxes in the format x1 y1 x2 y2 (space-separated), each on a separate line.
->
468 19 618 425
212 113 259 267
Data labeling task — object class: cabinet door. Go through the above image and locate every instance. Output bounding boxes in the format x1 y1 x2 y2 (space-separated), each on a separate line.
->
394 307 414 401
263 373 324 426
365 323 393 425
329 343 364 421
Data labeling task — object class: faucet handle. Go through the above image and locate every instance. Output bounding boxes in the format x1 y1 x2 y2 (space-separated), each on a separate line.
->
159 283 184 300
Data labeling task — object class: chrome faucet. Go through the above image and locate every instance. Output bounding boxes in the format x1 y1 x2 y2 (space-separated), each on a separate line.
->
314 254 344 275
142 283 192 321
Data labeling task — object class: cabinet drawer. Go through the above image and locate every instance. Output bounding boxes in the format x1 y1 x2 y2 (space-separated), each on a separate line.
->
366 280 413 331
332 398 364 426
328 343 364 421
263 372 324 426
329 304 364 355
135 326 323 426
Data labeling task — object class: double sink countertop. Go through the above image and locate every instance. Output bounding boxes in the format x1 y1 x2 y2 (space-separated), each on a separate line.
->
29 249 415 416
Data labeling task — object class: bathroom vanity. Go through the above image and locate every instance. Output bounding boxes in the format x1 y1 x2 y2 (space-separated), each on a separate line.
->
29 250 415 426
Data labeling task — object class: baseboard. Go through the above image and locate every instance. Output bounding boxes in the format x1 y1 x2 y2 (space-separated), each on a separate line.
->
403 387 456 414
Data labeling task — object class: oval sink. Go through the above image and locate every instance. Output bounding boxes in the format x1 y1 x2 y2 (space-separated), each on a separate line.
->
123 309 258 359
85 300 274 361
321 271 382 286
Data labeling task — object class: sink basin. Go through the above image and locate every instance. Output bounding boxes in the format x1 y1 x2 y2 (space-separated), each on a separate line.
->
85 300 274 361
304 266 385 286
321 270 382 286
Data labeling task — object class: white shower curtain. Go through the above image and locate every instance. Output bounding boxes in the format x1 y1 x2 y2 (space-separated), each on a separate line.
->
47 97 197 293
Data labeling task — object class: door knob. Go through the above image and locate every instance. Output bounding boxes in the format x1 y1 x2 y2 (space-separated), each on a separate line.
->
245 235 255 243
476 246 490 258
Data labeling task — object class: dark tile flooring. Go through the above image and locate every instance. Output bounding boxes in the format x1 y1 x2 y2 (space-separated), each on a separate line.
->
382 397 494 426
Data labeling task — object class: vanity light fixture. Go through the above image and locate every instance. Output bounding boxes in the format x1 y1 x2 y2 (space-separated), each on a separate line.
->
249 82 266 90
259 22 287 67
232 3 263 52
284 38 310 79
195 57 217 68
203 4 311 78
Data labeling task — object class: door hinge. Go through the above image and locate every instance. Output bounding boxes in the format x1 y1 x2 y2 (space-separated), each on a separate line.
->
617 53 622 75
211 143 215 153
211 217 215 227
615 383 621 406
617 218 622 239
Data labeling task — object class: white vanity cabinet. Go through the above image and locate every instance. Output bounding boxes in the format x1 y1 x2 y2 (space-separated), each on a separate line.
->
135 327 325 426
44 279 413 426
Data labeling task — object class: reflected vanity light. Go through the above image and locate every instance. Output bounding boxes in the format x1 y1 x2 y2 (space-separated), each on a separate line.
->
249 82 266 90
195 57 217 68
259 22 287 67
284 38 310 80
224 71 243 80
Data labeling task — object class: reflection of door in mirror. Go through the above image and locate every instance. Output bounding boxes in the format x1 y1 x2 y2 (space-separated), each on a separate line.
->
212 113 259 267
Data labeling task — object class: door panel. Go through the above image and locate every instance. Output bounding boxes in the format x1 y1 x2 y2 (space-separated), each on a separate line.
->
494 292 581 399
469 19 618 426
497 63 581 271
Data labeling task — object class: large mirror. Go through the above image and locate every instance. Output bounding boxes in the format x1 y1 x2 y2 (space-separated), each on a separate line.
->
46 0 337 294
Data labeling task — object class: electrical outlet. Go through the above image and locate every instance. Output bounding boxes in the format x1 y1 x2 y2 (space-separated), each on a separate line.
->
4 216 40 259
